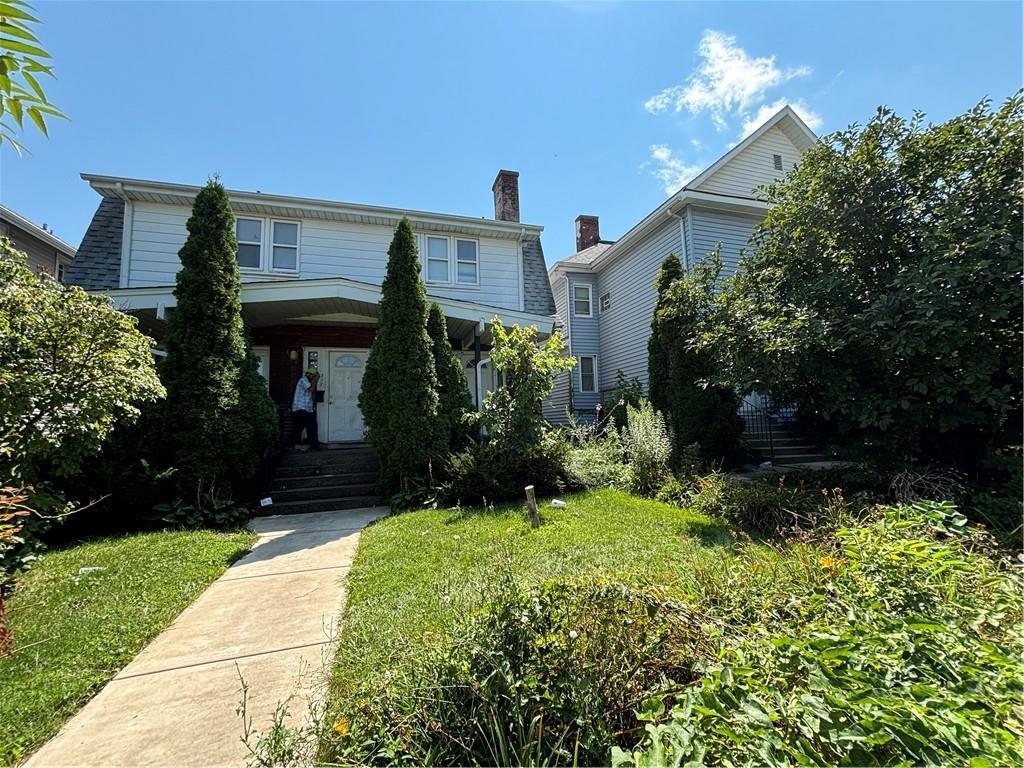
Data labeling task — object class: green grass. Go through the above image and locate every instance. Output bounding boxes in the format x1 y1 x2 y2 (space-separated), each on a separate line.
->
1 528 256 764
330 489 801 708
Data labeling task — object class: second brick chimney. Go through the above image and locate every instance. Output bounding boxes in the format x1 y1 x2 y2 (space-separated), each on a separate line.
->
575 215 600 252
492 170 520 222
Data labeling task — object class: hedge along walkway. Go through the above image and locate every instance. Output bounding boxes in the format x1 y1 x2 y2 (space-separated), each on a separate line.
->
26 507 388 768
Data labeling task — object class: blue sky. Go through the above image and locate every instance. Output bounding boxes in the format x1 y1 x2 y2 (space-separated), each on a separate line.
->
2 1 1021 265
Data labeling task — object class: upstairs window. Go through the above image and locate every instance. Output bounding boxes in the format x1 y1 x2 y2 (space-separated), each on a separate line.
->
426 236 450 282
236 218 262 269
272 221 299 271
600 292 611 312
456 239 478 284
573 284 592 317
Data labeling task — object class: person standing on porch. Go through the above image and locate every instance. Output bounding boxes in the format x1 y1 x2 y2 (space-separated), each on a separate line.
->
290 366 321 451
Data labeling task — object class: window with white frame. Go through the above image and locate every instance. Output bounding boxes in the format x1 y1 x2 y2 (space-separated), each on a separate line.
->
236 218 262 269
600 292 611 312
272 220 299 271
455 239 478 284
578 355 597 393
573 284 592 317
426 236 450 283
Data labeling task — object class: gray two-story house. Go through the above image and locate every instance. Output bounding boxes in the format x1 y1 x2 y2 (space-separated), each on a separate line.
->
544 106 817 422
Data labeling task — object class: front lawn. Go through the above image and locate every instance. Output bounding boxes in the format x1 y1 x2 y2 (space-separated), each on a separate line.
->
0 528 256 764
324 489 1022 766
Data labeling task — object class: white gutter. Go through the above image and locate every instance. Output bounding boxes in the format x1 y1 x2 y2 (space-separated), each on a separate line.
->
666 208 688 270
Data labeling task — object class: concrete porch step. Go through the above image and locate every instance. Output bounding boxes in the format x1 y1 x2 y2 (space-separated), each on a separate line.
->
255 495 385 516
270 482 380 503
271 470 379 491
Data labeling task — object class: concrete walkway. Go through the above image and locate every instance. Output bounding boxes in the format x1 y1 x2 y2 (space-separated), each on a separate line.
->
27 507 388 768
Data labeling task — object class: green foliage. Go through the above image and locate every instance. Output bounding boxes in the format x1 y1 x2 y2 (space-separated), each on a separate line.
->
615 502 1024 767
0 1 67 152
720 95 1023 468
149 495 249 530
0 240 163 484
564 421 628 490
647 252 744 467
621 401 672 496
426 302 473 458
331 577 708 767
441 322 575 504
360 218 439 492
0 241 163 582
483 321 576 451
687 471 827 534
0 527 255 762
599 371 644 431
159 179 277 507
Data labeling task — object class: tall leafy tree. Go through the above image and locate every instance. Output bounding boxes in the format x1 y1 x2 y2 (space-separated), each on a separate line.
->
426 302 472 457
648 252 743 465
720 94 1023 468
159 178 276 504
360 218 438 491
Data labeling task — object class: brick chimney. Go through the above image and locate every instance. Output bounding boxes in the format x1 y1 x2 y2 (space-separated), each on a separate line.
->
492 169 520 222
575 215 600 252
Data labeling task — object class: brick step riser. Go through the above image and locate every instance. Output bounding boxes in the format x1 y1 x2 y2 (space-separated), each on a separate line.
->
270 483 380 503
270 472 379 490
254 496 385 517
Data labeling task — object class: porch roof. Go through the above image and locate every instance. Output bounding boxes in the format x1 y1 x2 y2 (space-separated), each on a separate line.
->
100 276 555 343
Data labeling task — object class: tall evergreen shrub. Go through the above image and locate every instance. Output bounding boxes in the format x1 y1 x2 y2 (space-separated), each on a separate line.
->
427 302 472 457
360 218 439 491
160 178 276 506
648 252 743 466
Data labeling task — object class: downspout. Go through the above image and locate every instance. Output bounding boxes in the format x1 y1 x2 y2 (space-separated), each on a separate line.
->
666 207 688 270
475 356 491 415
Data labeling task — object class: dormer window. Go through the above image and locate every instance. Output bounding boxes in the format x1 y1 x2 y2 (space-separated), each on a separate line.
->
236 216 300 273
423 235 479 286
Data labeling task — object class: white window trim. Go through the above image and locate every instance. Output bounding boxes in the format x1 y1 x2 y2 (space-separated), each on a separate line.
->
599 291 611 312
236 216 264 273
421 234 481 288
270 219 301 274
236 216 301 275
578 355 598 394
573 283 593 318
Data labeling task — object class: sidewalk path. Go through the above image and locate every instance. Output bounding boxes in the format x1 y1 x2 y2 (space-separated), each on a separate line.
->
27 507 388 768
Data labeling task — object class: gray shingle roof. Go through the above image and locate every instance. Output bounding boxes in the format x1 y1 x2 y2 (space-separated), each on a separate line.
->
521 235 556 315
65 196 123 291
563 241 612 265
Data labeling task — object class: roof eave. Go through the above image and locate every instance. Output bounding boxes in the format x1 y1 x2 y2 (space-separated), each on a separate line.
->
81 174 544 239
0 204 77 256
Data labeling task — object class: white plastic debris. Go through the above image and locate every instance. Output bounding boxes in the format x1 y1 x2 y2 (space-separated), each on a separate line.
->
759 461 773 469
259 497 273 507
78 567 105 575
550 499 566 508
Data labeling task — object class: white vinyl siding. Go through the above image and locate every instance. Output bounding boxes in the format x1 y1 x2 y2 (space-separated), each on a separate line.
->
688 207 761 278
124 202 523 310
694 125 803 198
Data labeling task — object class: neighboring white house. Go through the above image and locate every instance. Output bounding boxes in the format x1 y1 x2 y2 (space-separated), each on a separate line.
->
66 170 556 443
1 203 77 282
544 105 818 423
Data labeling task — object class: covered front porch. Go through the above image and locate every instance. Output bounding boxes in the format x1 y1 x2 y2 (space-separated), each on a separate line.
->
103 276 556 444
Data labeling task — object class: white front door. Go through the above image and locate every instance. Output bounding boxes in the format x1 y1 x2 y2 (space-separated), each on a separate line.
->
327 350 366 442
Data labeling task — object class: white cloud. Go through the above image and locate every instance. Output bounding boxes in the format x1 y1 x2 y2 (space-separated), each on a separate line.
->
648 144 702 196
644 30 812 130
739 98 823 139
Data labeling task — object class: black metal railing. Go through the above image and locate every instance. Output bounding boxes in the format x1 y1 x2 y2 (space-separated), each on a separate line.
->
739 395 776 462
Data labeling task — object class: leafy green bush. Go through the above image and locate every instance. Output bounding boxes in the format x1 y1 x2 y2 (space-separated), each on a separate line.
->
564 422 627 490
441 430 568 505
688 471 827 534
329 576 711 767
621 401 672 496
615 502 1024 767
427 302 473 459
599 371 644 431
149 495 249 530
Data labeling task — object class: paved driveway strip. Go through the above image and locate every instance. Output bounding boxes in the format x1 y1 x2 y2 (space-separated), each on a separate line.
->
26 507 388 768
